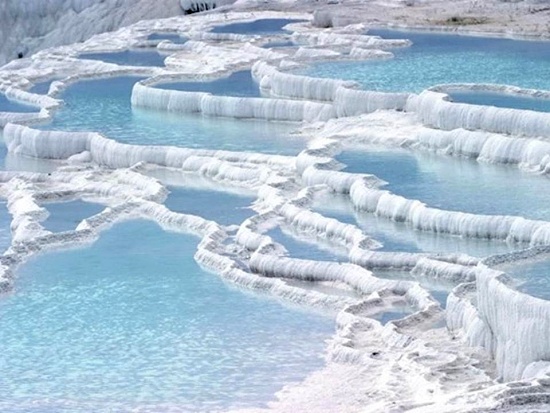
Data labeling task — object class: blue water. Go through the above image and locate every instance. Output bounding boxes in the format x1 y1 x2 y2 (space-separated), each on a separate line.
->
312 191 518 258
449 90 550 112
372 269 451 308
165 185 256 225
147 33 187 44
299 29 550 92
262 40 296 48
79 50 167 67
498 257 550 301
29 79 58 95
0 93 39 113
39 76 304 154
155 70 261 97
267 226 347 261
0 202 11 253
338 148 550 221
372 308 411 325
0 220 333 412
210 18 306 35
42 200 105 233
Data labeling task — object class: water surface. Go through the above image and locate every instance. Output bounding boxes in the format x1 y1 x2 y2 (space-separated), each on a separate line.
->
337 148 550 221
299 30 550 92
147 33 187 44
79 50 167 67
0 93 39 113
165 185 256 225
155 70 260 97
312 191 519 258
42 200 105 233
500 257 550 301
0 202 11 253
39 76 304 154
0 220 333 412
210 19 305 35
448 90 550 112
267 226 347 261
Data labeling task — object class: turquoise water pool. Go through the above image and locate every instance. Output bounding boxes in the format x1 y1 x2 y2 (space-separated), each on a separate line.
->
165 185 256 225
79 50 167 67
155 70 261 97
210 18 306 35
373 269 452 308
42 200 106 233
267 226 347 261
0 202 11 253
499 257 550 301
448 90 550 112
39 76 303 154
0 220 334 412
147 33 187 44
299 29 550 92
29 79 58 95
312 192 518 258
262 40 296 48
0 93 39 113
338 148 550 221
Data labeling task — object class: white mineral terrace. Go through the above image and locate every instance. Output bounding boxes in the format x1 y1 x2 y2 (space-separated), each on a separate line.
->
2 8 550 413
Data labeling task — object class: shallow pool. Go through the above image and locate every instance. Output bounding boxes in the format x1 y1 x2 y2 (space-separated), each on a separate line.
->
0 93 39 113
147 33 187 44
262 40 296 49
29 79 58 95
39 76 304 154
373 269 452 308
312 191 518 258
79 50 167 67
337 148 550 221
299 29 550 92
155 70 261 97
210 18 306 35
499 257 550 301
42 200 106 233
267 226 347 261
0 220 334 412
165 185 256 225
448 90 550 112
0 202 11 253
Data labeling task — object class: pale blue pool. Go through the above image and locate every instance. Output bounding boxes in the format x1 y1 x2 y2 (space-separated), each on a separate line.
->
500 257 550 301
0 220 333 412
39 76 304 154
29 79 57 95
448 90 550 112
147 33 187 44
312 191 518 258
42 200 105 233
210 18 306 35
0 93 39 112
267 226 347 261
0 202 11 253
373 269 452 308
299 30 550 92
79 50 167 67
165 185 256 225
338 148 550 221
262 40 296 48
155 70 261 97
373 308 412 325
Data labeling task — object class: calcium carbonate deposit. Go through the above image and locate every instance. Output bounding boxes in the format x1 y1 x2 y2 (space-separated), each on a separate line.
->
1 2 550 412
